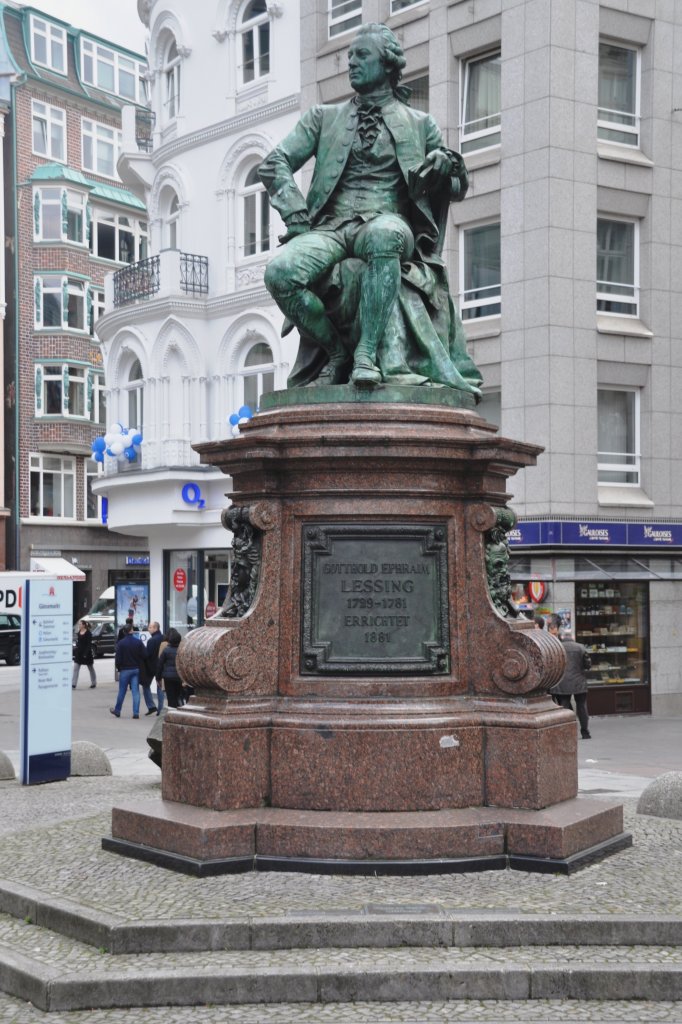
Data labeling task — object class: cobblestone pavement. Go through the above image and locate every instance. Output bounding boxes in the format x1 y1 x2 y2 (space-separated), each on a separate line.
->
2 994 682 1022
1 775 682 1022
0 777 681 921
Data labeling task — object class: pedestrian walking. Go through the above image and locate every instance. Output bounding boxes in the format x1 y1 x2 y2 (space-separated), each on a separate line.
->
145 620 165 713
72 620 97 689
111 624 148 719
155 628 184 708
547 613 592 739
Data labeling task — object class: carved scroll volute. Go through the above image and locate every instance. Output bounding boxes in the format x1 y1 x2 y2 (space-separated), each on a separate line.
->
491 625 566 696
467 503 565 697
176 500 281 696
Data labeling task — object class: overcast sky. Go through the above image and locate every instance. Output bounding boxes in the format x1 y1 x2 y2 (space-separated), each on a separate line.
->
18 0 147 54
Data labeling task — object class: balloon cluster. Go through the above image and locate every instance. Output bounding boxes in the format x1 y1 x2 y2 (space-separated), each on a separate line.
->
228 405 253 438
91 423 143 464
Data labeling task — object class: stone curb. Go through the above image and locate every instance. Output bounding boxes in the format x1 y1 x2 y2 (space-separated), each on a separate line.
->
2 879 682 953
2 951 682 1010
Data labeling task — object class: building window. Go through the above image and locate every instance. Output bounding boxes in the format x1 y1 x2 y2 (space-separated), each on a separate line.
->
391 0 426 14
597 217 638 316
240 0 269 85
241 341 275 410
241 166 270 258
81 38 146 104
126 359 144 431
33 187 86 244
598 388 640 486
598 41 639 147
32 101 66 162
90 209 148 263
405 75 429 113
159 188 180 249
90 288 105 336
34 362 95 418
163 39 181 120
34 275 87 331
82 118 121 179
460 51 501 154
30 15 66 75
29 454 75 518
85 461 103 521
91 371 107 426
460 222 501 320
328 0 361 39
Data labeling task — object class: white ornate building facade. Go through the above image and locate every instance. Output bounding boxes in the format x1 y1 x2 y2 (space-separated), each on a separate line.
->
94 0 300 633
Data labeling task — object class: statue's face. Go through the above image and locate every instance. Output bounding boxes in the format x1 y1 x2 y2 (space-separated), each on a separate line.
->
348 35 389 94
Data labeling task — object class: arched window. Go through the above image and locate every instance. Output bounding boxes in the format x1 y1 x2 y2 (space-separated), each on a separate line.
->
163 38 181 120
241 165 269 258
240 0 269 85
160 186 180 249
240 341 274 410
125 358 144 432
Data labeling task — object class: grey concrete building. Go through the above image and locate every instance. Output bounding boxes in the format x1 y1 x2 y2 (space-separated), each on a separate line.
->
299 0 682 715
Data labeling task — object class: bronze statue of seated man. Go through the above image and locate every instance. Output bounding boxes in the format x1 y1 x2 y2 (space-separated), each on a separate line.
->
259 22 482 396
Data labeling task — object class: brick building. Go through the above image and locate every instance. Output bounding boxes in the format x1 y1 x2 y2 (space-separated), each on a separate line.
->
0 2 149 614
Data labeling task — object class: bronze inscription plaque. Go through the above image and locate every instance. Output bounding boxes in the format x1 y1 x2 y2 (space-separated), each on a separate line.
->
301 523 449 675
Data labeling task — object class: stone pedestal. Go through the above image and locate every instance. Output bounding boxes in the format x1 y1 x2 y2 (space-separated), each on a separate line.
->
106 390 630 873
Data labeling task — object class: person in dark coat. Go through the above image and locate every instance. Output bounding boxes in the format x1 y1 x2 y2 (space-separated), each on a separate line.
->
111 624 147 719
145 621 164 714
548 613 592 739
155 628 184 708
72 620 96 689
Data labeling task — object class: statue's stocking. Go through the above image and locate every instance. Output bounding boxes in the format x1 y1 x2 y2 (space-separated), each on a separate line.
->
352 255 401 384
284 289 349 384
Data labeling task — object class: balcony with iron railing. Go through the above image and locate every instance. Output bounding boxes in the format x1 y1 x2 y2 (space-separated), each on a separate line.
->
108 250 209 309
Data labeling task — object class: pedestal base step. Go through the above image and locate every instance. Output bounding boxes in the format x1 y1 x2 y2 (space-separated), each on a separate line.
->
106 798 630 877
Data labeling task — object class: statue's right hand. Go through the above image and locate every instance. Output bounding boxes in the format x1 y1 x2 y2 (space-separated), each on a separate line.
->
278 223 311 244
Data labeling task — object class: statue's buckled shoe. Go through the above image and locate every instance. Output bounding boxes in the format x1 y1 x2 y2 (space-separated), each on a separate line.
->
310 358 349 386
351 356 381 386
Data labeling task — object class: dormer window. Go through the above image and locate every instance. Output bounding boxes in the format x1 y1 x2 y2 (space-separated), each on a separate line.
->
81 39 146 104
30 15 66 75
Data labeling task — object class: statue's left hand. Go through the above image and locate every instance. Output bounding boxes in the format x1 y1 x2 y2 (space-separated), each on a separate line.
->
422 149 455 183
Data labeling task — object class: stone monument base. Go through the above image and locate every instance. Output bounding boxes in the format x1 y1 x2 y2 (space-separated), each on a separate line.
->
105 796 630 877
105 396 631 876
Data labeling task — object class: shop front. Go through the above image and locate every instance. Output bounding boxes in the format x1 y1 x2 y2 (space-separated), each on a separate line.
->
163 547 232 636
509 519 682 717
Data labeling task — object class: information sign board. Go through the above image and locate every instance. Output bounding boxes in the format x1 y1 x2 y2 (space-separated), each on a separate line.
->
20 577 72 784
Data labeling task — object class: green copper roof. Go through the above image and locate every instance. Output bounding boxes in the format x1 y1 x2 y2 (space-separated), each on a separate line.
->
89 181 145 211
29 163 146 211
31 164 89 186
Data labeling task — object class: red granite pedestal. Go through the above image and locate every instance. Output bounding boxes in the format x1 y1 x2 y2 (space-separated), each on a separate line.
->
105 389 630 874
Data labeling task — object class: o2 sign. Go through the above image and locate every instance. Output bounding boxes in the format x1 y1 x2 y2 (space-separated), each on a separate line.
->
181 482 205 509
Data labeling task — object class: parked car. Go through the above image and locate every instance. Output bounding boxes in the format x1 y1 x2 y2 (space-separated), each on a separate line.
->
0 613 21 665
72 620 117 659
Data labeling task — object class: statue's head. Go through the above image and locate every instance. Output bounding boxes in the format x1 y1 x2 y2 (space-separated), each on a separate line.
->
348 23 406 96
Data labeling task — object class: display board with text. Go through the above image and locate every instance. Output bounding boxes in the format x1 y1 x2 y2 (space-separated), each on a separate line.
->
20 577 72 784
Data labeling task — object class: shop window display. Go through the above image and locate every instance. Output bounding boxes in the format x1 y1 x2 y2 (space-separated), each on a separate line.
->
575 581 650 714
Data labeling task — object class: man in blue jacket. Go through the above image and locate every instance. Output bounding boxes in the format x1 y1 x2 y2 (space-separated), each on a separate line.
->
111 624 148 719
259 22 481 395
